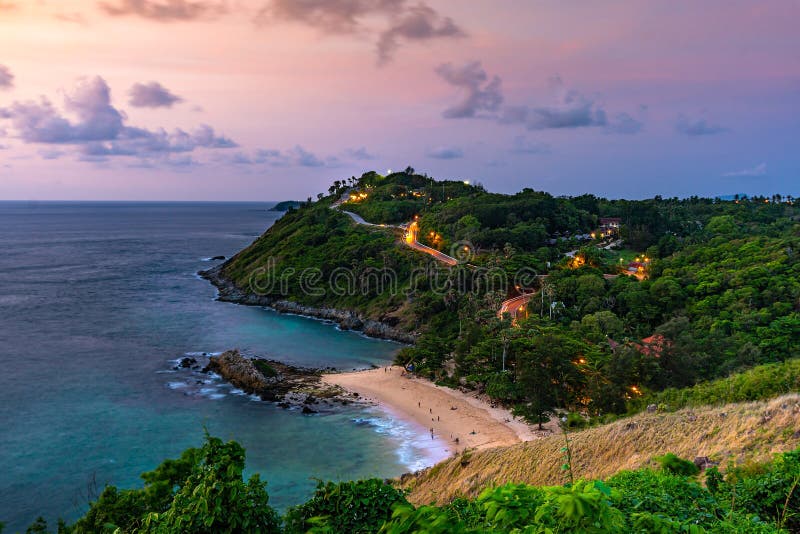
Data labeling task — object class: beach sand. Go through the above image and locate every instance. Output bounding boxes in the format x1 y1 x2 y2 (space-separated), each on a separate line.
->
323 366 535 456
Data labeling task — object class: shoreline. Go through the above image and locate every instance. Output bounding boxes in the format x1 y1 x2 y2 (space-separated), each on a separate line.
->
199 264 418 345
323 366 536 456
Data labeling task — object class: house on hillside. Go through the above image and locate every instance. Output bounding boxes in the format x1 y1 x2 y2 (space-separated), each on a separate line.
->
599 217 622 232
608 334 670 358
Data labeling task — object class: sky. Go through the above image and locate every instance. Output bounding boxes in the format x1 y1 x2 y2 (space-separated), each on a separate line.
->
0 0 798 201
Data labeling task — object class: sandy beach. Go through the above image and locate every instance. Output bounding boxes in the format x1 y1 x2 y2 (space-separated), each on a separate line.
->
323 366 535 456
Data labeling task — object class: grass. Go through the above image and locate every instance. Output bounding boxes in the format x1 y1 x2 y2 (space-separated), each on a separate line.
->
603 247 642 265
398 394 800 505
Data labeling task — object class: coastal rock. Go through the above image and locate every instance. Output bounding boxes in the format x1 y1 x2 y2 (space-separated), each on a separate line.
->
206 350 277 397
205 349 352 410
177 357 197 369
210 255 226 261
340 315 363 331
198 265 417 344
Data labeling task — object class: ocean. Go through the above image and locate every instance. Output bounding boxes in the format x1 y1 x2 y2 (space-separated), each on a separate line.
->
0 201 436 531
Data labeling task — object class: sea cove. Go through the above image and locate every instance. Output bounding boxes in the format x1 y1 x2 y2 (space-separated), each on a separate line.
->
0 202 437 531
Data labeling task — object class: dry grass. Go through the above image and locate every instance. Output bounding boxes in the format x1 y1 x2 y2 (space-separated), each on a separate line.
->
399 394 800 505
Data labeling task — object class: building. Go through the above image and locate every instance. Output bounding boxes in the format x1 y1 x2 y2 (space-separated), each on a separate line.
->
599 217 622 230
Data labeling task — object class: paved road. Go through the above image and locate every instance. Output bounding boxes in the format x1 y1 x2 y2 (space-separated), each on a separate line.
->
336 203 537 322
498 293 535 321
405 240 458 266
341 210 377 226
340 209 402 229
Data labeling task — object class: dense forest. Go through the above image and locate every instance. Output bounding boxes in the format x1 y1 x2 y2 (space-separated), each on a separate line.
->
220 170 799 424
16 435 800 533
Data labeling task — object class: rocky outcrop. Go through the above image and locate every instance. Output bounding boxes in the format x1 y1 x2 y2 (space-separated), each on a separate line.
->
206 350 273 397
199 265 417 344
204 349 353 411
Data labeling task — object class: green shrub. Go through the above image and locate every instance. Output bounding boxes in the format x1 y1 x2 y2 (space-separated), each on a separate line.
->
141 436 280 533
49 440 799 533
608 468 716 524
284 479 409 534
717 449 800 532
254 360 278 378
563 412 589 429
655 453 701 476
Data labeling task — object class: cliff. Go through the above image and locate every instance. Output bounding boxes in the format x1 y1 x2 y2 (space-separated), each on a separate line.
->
200 265 417 344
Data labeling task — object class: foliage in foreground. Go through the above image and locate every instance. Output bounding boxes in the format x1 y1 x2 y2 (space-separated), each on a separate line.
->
283 479 409 534
63 434 280 534
16 436 800 534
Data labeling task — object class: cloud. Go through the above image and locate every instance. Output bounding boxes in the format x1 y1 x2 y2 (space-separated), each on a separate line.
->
39 149 65 160
426 145 463 159
256 0 464 64
55 12 88 24
0 64 14 90
1 77 125 143
435 61 503 119
290 145 326 167
510 136 549 155
676 114 728 136
501 84 608 131
227 145 339 167
345 146 376 160
436 69 641 135
98 0 228 22
723 163 767 177
0 76 236 162
376 4 465 65
128 81 183 108
258 0 405 33
606 112 643 134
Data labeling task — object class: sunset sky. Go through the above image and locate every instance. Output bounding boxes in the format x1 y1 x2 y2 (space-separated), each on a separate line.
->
0 0 798 200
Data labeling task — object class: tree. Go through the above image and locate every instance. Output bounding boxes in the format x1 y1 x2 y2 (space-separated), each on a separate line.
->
706 215 736 236
70 445 203 532
142 435 280 533
455 214 481 241
580 311 624 344
513 330 587 428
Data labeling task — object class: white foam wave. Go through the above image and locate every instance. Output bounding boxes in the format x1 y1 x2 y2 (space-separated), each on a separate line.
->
353 408 450 472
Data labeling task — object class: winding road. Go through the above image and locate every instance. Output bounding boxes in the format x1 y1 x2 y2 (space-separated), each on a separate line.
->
335 200 532 321
497 293 535 321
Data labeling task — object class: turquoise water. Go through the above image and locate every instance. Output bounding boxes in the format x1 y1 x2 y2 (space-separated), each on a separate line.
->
0 202 428 531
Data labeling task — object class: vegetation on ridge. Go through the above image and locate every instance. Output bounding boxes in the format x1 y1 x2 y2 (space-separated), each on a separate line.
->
219 170 800 423
17 431 800 533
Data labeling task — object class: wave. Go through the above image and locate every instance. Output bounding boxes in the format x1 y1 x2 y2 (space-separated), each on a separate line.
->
352 409 450 472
